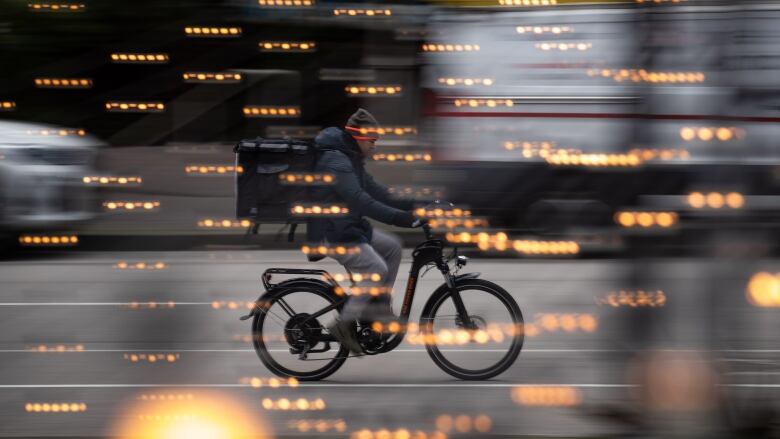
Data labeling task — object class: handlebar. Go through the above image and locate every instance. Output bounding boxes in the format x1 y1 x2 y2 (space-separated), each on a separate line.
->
413 200 455 241
411 218 433 240
422 222 433 240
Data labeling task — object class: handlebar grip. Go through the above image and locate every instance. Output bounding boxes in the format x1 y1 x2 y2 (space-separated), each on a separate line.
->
421 222 433 240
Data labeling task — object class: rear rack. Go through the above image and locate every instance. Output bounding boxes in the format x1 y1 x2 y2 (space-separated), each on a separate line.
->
262 268 338 290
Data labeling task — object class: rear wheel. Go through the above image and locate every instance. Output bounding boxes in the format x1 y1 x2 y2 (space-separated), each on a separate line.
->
421 279 524 380
252 282 349 381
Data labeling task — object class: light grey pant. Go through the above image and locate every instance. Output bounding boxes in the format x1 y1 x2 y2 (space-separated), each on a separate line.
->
329 229 403 320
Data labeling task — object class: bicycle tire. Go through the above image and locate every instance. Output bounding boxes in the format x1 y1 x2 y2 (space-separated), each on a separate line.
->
420 278 524 380
252 280 348 381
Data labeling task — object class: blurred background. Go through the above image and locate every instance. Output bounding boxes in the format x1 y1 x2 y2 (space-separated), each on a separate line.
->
1 0 779 437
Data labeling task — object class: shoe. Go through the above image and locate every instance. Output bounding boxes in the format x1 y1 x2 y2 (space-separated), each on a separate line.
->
327 319 364 356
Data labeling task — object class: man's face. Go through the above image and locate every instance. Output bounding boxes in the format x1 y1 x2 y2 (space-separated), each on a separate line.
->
356 138 377 156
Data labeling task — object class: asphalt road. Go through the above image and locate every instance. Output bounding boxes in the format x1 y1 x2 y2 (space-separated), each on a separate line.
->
0 250 777 437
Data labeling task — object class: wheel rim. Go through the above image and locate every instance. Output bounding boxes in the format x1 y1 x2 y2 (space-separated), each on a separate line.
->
253 287 348 379
423 283 523 378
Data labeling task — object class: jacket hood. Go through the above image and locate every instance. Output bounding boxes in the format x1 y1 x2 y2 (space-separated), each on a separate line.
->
314 127 361 157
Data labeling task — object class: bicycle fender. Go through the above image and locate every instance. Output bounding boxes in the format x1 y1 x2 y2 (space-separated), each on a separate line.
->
239 277 339 321
454 272 481 281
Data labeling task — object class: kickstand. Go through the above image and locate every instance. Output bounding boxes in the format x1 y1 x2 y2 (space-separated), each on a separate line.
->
295 344 311 360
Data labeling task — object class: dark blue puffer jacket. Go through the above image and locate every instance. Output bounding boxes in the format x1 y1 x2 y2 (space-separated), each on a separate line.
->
306 127 415 244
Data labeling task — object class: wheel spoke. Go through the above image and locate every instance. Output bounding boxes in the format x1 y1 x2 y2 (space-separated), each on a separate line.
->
263 308 289 327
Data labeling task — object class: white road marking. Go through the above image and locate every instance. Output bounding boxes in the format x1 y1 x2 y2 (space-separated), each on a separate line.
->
0 383 635 389
0 348 606 354
0 383 777 389
726 372 780 375
0 302 212 306
1 348 777 353
0 348 568 354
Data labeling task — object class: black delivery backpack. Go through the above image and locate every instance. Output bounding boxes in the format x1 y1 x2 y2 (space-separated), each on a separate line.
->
233 137 319 236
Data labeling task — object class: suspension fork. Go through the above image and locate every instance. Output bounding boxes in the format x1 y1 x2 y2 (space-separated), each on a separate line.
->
442 265 476 329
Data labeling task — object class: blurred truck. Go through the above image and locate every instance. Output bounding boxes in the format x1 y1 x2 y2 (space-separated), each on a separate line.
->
420 3 780 240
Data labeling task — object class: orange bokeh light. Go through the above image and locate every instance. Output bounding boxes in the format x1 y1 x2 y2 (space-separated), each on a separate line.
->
111 390 271 438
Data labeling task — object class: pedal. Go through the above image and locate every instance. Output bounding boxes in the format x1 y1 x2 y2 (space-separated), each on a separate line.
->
303 343 332 354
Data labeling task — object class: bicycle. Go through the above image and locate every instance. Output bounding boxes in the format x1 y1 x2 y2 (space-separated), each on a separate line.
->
240 222 524 381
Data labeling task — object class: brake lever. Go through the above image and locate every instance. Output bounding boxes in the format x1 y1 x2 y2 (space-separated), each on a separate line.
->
429 199 455 209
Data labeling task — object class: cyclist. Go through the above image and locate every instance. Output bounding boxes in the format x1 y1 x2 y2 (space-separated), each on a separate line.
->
307 108 419 354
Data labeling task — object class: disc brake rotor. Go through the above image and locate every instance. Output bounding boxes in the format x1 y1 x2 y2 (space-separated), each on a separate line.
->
456 314 487 330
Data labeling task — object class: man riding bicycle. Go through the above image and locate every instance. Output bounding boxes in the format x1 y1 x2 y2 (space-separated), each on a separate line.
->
307 108 420 354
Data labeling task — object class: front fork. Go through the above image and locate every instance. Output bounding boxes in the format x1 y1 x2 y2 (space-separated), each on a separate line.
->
442 266 477 330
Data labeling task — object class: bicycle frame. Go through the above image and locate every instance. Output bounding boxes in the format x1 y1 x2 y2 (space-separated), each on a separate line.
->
365 234 446 352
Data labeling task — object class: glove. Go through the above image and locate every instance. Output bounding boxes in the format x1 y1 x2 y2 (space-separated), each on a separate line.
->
391 211 417 228
411 218 429 228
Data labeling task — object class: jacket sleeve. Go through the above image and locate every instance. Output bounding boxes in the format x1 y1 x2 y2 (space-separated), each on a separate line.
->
321 152 411 225
364 173 416 211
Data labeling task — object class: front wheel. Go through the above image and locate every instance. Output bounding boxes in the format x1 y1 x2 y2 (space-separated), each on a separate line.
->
420 279 524 380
